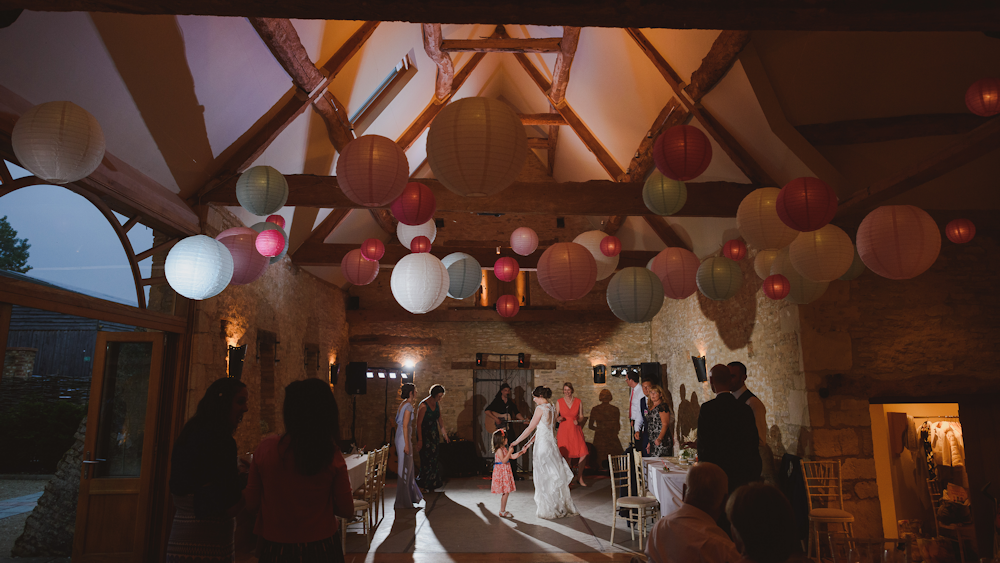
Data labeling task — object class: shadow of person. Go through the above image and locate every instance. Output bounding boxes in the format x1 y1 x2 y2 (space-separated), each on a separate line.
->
695 256 759 350
458 394 477 443
676 384 701 445
588 389 622 469
373 504 421 554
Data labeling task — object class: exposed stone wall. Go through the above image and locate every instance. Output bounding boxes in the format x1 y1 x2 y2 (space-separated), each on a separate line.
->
0 373 90 412
3 347 36 379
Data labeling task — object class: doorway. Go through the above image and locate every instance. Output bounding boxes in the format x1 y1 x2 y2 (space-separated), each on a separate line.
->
473 366 533 470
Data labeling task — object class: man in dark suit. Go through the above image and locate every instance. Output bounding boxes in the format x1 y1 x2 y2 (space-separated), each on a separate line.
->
696 364 762 493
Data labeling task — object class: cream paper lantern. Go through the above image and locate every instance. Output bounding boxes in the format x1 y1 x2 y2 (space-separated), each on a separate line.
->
441 252 482 299
573 230 619 281
696 256 742 301
164 235 234 300
607 267 664 323
336 135 409 207
397 219 437 250
426 97 528 197
839 247 867 281
251 221 288 265
643 170 687 216
789 224 855 282
390 253 450 314
12 101 106 184
737 188 798 250
770 248 828 305
236 166 288 216
510 227 539 256
753 249 780 280
536 242 598 301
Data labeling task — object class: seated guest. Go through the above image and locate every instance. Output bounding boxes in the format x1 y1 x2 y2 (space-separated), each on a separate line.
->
726 483 798 563
697 364 761 492
646 462 741 563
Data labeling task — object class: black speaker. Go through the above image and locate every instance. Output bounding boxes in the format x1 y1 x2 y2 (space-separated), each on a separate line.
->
640 362 661 385
346 296 360 310
346 362 367 395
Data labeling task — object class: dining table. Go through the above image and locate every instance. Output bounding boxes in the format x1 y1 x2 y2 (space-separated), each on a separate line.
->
641 457 691 518
345 452 369 490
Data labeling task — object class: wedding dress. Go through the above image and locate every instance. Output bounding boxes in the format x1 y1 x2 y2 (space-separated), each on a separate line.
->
529 403 579 519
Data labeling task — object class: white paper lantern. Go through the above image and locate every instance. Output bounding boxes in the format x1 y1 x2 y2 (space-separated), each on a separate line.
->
643 171 687 216
510 227 539 256
789 224 855 282
390 253 450 314
336 135 409 207
607 267 664 323
573 230 619 281
696 256 743 301
537 242 597 301
839 247 866 281
397 219 437 249
770 248 828 304
753 249 780 280
251 221 288 265
646 257 656 269
12 101 106 184
737 188 798 250
164 235 234 300
441 252 482 299
426 97 528 197
236 166 288 216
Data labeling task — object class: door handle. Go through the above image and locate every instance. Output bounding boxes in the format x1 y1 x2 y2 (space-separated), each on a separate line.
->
82 460 106 464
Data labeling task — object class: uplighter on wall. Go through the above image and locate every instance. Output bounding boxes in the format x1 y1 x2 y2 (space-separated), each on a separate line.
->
691 355 707 382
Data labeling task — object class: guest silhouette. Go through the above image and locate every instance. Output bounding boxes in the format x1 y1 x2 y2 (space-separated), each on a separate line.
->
588 389 622 468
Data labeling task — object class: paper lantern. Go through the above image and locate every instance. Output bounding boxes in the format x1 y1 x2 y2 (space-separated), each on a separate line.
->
397 220 436 249
266 214 285 229
391 182 436 226
857 205 941 280
789 224 855 282
12 101 105 184
737 188 798 250
965 78 1000 117
646 257 656 270
510 227 539 256
650 247 700 300
573 230 619 281
753 249 780 280
945 218 976 244
250 222 288 265
494 257 519 282
496 295 520 318
336 135 409 207
361 238 386 261
762 274 790 300
341 248 379 286
839 248 866 281
390 253 449 314
770 248 828 304
255 229 285 258
601 236 622 257
426 97 528 197
410 236 432 253
236 166 288 216
643 171 687 216
536 242 597 301
723 239 747 261
441 252 482 299
653 124 712 181
164 235 233 300
696 256 742 301
776 177 838 232
217 228 268 285
607 267 664 323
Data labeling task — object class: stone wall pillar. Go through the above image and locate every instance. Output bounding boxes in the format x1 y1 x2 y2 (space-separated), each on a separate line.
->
3 347 37 379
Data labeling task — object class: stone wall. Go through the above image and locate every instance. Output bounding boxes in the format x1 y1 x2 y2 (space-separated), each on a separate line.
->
3 347 36 379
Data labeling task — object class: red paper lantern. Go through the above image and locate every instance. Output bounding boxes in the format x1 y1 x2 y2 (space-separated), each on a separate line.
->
390 182 437 226
649 247 700 300
494 256 519 282
723 239 747 261
341 248 379 285
255 229 285 258
652 125 712 181
762 274 790 300
600 235 622 257
536 242 597 301
410 236 431 253
776 177 838 232
265 214 285 229
360 238 385 261
496 294 520 318
966 78 1000 117
945 218 976 244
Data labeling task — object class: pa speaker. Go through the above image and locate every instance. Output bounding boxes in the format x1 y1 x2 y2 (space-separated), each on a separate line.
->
640 362 661 385
346 362 367 395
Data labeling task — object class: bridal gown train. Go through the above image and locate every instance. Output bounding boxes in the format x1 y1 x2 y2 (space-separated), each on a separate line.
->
530 403 579 519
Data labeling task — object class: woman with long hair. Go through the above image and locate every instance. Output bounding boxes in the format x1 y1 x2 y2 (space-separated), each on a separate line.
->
166 377 250 563
245 378 354 562
394 383 423 508
644 384 673 457
415 384 450 492
556 382 589 487
510 386 578 519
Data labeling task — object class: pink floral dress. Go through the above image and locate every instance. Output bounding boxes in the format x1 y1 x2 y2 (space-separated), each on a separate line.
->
491 448 516 494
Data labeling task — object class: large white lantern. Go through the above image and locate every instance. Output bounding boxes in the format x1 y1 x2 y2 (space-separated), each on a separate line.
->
607 267 664 323
251 221 288 265
789 224 855 282
12 101 106 184
573 230 619 281
236 166 288 216
696 256 743 301
426 97 528 197
737 188 798 250
770 248 828 304
390 253 450 314
397 219 437 249
164 235 234 300
441 252 482 299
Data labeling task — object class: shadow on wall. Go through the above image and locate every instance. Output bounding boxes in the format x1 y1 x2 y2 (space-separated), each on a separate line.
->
588 389 623 465
509 321 622 355
676 383 701 443
696 260 761 351
768 424 812 459
458 394 478 442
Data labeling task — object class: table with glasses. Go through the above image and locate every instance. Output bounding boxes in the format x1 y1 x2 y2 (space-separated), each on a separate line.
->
345 453 369 490
642 457 691 517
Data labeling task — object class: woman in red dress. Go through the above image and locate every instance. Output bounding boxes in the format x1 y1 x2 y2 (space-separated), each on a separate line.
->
556 382 589 487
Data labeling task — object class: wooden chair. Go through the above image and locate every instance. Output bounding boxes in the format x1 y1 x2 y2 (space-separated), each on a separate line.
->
828 535 912 563
609 454 660 551
343 452 377 547
375 445 389 528
927 478 975 563
801 460 855 562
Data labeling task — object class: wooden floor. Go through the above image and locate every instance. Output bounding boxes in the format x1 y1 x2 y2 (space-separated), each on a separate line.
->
344 554 640 562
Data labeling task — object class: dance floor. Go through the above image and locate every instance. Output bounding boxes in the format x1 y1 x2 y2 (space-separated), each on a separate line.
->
342 475 642 562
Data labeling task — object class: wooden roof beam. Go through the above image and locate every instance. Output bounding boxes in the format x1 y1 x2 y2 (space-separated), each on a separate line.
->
797 113 992 146
519 113 567 126
422 24 454 102
441 36 562 53
290 208 351 260
248 18 325 93
549 27 581 105
684 31 751 102
644 215 690 251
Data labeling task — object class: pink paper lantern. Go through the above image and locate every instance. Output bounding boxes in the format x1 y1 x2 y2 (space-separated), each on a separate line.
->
600 235 622 257
341 248 379 285
510 227 539 256
494 257 519 282
496 294 520 318
653 125 712 181
410 236 431 253
255 229 285 258
361 238 385 261
391 182 437 226
536 242 597 301
776 177 838 232
335 135 409 207
649 247 700 300
723 239 747 261
266 214 285 229
856 205 941 280
216 227 268 285
965 78 1000 117
762 274 790 300
945 219 976 244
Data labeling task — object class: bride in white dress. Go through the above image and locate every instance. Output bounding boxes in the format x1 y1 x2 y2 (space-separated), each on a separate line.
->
510 386 579 519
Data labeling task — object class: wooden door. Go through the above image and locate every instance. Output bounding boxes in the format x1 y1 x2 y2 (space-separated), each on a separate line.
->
958 394 1000 558
73 331 164 562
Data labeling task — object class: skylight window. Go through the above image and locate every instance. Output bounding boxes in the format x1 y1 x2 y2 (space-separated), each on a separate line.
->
349 53 417 135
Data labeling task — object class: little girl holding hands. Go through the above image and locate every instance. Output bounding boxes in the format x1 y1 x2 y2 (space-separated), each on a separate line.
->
491 429 531 518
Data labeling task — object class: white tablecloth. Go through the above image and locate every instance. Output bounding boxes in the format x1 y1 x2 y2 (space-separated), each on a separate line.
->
642 457 690 517
345 453 369 490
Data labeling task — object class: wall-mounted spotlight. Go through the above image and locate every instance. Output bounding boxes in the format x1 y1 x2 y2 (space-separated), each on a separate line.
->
330 363 340 385
691 355 707 382
228 344 247 380
593 364 607 384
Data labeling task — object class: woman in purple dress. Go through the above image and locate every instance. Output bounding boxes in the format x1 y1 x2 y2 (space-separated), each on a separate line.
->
394 383 423 508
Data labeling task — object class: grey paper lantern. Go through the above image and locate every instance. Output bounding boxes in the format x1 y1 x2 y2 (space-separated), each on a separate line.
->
696 256 742 301
441 252 482 299
236 166 288 216
643 170 687 216
607 267 664 323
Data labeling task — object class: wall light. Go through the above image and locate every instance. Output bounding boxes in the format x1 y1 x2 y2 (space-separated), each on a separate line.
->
691 355 707 382
377 370 386 379
593 364 606 384
403 359 415 368
330 363 339 385
228 344 247 380
366 371 375 379
389 371 397 379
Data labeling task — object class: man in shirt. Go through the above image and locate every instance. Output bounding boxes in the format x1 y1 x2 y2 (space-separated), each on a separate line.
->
628 372 645 450
728 361 776 483
646 462 741 563
697 364 761 492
